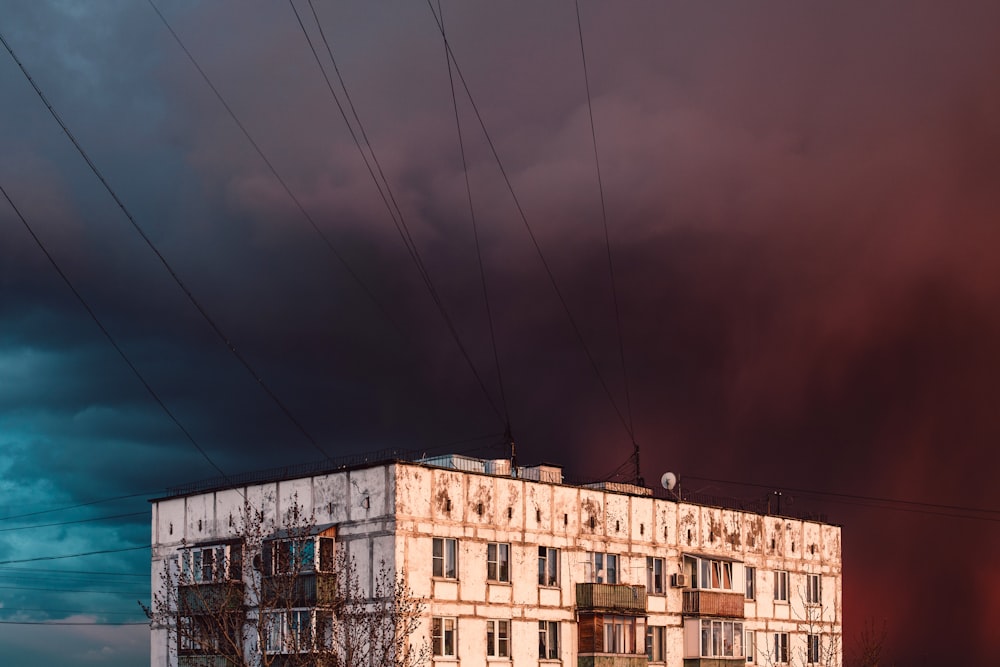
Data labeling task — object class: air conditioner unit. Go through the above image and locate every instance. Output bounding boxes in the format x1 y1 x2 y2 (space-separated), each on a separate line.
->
670 573 687 588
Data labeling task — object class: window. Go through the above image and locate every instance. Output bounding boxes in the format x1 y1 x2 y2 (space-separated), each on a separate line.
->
603 615 645 654
538 621 560 659
772 633 789 664
646 557 665 594
745 566 756 600
433 538 457 579
699 619 744 658
807 634 821 663
432 617 457 657
774 570 789 602
646 625 666 662
538 547 559 586
178 616 226 654
486 619 510 658
263 609 327 654
746 630 754 663
182 544 241 583
806 574 822 605
588 552 618 584
487 543 510 583
263 536 334 576
683 555 736 591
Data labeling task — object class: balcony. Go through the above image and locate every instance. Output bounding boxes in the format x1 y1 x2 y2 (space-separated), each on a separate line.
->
579 656 649 667
179 581 244 614
576 583 647 614
262 572 339 608
682 660 745 667
681 590 744 617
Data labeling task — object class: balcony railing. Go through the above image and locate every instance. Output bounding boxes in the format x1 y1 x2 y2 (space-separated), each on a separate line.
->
262 572 339 607
682 590 745 617
576 583 647 613
179 581 244 614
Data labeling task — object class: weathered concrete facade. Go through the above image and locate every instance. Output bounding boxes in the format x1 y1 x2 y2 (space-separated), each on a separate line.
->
151 457 842 667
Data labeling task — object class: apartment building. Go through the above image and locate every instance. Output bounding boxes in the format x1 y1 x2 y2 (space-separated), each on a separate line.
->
150 454 842 667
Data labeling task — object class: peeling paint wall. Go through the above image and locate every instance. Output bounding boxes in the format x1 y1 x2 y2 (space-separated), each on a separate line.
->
151 461 842 667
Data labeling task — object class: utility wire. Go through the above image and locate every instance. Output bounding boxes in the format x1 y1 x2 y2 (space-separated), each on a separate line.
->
684 474 1000 516
0 182 232 482
0 608 142 615
436 1 512 435
0 491 152 523
0 29 331 463
424 1 634 440
0 567 147 577
0 511 146 533
291 0 504 423
0 620 147 626
574 0 639 482
0 585 147 595
145 0 404 338
0 545 150 566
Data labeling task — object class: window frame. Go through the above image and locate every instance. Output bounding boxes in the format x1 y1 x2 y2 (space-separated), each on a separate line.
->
806 573 822 605
746 630 754 663
745 566 756 601
683 554 739 592
646 556 665 594
432 616 457 657
772 632 789 664
538 547 560 587
538 620 560 660
588 551 619 584
773 570 789 603
602 615 646 655
486 619 511 659
646 625 666 663
263 608 327 654
807 634 821 664
182 543 242 584
698 619 744 658
432 538 458 580
487 542 511 583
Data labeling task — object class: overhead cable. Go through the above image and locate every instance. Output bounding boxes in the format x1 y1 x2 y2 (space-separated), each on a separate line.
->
424 1 634 440
291 0 505 423
436 1 512 435
0 29 332 463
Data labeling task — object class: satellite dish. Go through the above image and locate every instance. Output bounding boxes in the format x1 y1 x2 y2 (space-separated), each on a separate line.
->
661 472 678 491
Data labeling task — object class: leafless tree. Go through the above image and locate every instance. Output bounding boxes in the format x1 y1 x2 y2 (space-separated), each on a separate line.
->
753 584 841 667
144 496 428 667
847 618 888 667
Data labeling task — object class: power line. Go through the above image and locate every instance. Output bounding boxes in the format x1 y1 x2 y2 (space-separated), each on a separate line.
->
574 0 638 481
0 511 146 533
0 180 232 483
0 29 332 463
0 585 147 595
144 0 405 339
0 567 146 578
684 474 1000 523
0 620 146 626
0 545 149 566
291 0 505 424
424 0 634 441
0 491 152 523
0 608 141 615
436 1 512 439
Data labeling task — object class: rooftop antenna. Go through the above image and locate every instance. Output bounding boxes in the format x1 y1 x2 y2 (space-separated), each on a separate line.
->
633 441 644 487
507 425 517 478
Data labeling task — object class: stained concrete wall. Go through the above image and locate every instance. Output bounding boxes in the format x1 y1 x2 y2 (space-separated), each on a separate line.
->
152 461 842 667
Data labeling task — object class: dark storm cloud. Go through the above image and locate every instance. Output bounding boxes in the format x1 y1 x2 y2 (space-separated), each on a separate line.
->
2 1 1000 664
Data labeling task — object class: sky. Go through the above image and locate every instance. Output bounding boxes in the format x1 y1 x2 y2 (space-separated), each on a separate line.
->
1 1 999 664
